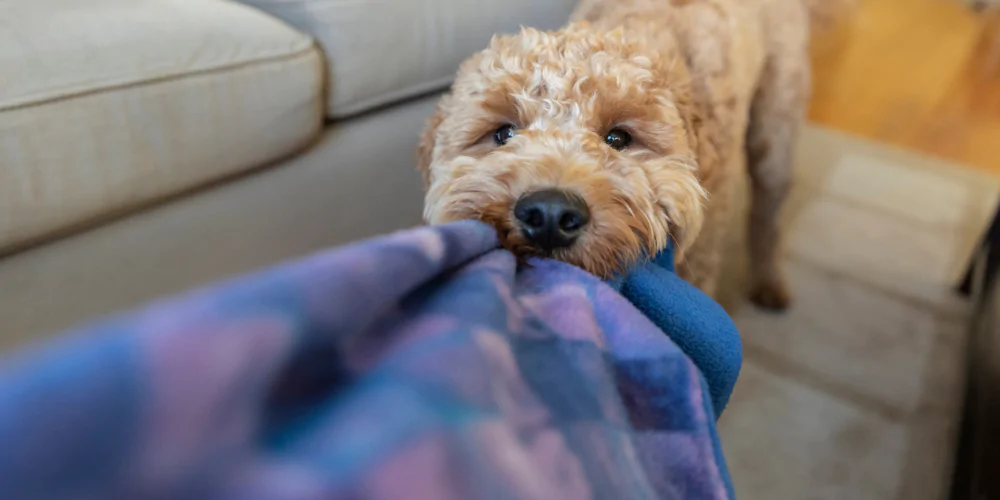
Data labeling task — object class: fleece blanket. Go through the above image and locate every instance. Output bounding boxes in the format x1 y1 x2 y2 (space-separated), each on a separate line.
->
611 245 742 415
0 221 738 500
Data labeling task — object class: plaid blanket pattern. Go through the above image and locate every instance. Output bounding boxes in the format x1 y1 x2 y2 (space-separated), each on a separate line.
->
0 221 732 500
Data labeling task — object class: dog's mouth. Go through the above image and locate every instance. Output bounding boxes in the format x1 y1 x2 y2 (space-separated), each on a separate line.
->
484 219 554 260
481 215 642 278
477 207 578 264
465 188 648 278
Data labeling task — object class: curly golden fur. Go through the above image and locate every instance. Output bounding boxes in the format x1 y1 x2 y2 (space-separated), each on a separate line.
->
418 0 843 309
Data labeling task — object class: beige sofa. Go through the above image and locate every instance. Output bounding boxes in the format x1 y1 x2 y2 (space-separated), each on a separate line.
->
0 0 577 348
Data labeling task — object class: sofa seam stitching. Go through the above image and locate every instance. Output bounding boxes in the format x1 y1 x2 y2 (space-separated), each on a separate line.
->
0 44 320 113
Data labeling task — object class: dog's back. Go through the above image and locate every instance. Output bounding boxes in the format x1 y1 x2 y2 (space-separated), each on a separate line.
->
570 0 850 305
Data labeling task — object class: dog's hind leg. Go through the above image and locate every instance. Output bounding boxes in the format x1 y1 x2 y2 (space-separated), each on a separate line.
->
745 45 810 311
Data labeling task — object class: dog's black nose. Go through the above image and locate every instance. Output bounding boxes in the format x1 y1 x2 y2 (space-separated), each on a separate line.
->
514 189 590 251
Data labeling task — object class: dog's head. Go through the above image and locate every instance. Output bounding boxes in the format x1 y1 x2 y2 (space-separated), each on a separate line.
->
418 24 706 278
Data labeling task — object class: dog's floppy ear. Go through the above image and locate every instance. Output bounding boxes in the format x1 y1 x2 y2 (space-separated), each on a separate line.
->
659 165 706 265
416 95 452 186
656 68 715 263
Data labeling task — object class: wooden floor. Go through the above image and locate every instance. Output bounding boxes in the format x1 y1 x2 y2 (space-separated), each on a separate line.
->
810 0 1000 175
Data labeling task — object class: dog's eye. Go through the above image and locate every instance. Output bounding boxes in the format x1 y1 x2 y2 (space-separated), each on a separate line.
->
494 124 516 146
605 129 632 151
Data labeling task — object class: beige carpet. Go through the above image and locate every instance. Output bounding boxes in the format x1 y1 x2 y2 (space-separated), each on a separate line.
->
715 125 1000 500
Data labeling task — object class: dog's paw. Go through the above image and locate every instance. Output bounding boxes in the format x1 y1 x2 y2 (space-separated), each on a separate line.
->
749 280 792 312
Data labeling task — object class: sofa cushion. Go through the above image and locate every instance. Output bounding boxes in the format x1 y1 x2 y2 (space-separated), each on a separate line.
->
238 0 577 118
0 0 324 255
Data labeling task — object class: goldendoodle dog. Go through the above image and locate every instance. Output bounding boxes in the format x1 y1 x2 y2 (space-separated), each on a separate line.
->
418 0 846 310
